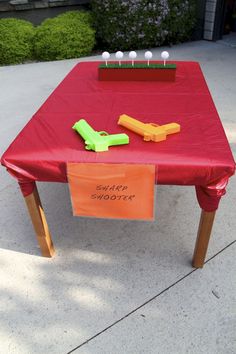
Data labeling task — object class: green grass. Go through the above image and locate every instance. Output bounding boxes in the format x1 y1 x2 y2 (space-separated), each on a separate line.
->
99 63 176 69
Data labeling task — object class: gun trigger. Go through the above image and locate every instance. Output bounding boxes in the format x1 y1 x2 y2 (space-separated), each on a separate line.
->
98 131 109 136
85 140 92 150
143 133 151 141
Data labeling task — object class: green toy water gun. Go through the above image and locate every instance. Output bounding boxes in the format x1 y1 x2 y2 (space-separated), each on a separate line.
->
72 119 129 152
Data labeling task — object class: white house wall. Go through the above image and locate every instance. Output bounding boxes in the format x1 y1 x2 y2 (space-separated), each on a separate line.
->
204 0 217 40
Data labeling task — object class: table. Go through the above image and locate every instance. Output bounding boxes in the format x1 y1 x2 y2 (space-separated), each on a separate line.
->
1 62 235 267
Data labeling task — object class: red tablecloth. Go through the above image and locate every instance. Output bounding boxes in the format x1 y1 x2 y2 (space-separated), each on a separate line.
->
1 62 235 211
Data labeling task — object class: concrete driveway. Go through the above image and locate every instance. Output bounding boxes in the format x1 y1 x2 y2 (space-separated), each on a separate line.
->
0 37 236 354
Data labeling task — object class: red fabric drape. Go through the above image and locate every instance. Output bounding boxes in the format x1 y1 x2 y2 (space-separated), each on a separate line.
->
1 62 235 210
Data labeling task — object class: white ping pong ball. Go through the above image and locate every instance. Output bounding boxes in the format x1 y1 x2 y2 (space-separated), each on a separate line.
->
129 51 137 59
102 51 110 60
115 51 124 59
161 51 169 60
145 51 153 60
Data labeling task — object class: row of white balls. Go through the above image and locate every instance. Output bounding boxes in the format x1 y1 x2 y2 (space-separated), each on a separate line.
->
102 50 170 61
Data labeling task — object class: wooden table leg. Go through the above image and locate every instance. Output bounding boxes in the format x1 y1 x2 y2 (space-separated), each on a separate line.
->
24 185 55 257
192 210 216 268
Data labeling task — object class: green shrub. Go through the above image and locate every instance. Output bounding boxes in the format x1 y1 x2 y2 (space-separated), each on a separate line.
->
0 18 35 65
91 0 196 51
34 11 95 61
55 10 93 26
165 0 196 44
92 1 169 51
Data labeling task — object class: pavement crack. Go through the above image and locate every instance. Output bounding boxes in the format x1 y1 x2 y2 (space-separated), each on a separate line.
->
66 239 236 353
204 239 236 265
66 268 197 353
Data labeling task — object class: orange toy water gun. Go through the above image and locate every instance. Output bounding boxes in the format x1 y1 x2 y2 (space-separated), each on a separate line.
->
118 114 180 142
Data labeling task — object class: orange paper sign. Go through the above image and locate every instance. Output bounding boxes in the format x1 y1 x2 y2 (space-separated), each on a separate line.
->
67 163 155 220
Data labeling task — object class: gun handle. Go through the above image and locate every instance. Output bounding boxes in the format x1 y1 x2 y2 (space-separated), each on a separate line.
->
118 114 147 137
